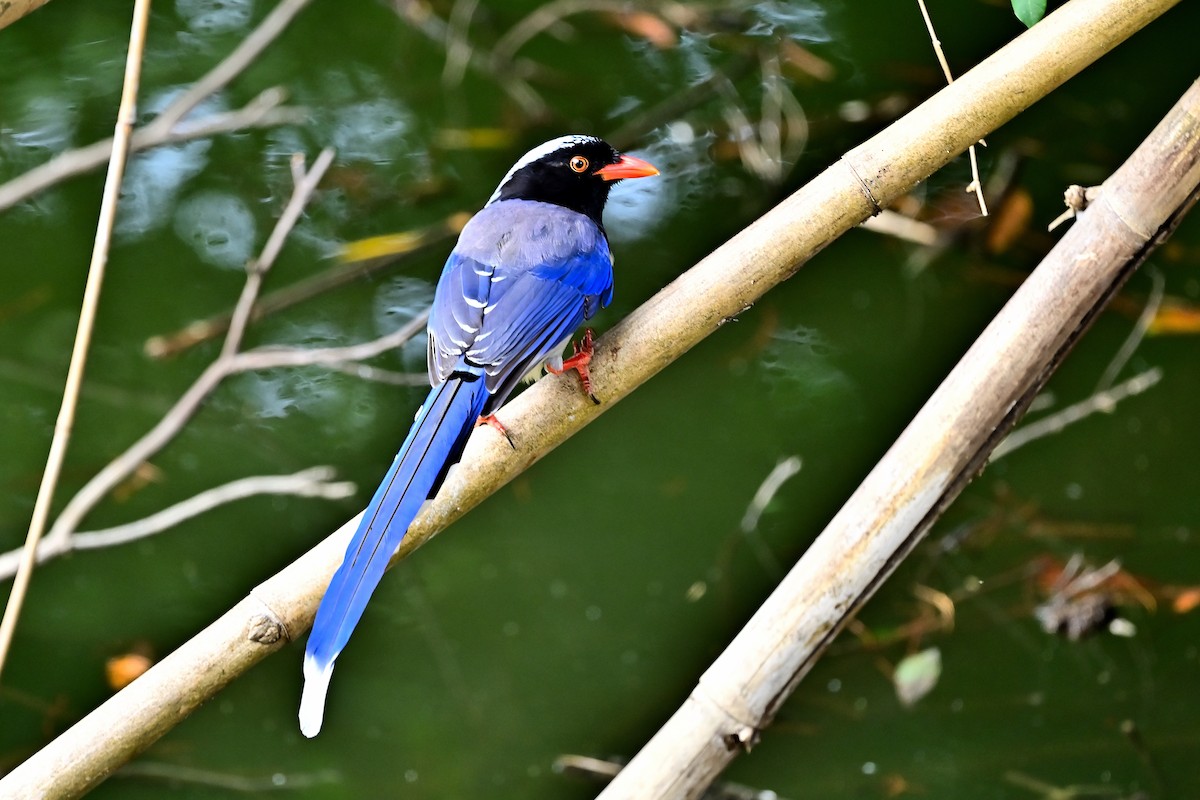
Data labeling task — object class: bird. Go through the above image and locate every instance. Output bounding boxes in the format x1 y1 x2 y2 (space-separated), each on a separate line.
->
300 135 658 737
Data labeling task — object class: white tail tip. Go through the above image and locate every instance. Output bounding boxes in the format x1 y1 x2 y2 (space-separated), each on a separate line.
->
299 655 334 738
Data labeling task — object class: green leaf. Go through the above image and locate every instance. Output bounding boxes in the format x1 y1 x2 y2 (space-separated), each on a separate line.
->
1012 0 1047 27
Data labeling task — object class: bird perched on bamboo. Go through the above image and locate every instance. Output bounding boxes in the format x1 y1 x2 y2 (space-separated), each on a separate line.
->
300 135 659 737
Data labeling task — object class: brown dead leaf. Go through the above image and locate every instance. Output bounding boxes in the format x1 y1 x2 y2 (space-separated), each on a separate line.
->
106 652 154 691
1171 587 1200 614
1147 297 1200 335
606 11 676 49
985 187 1033 254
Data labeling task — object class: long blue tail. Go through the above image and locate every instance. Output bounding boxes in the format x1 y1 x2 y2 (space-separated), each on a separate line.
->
300 372 489 737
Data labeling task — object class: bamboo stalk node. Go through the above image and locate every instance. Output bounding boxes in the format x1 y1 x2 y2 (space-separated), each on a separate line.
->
1049 184 1102 231
245 612 287 645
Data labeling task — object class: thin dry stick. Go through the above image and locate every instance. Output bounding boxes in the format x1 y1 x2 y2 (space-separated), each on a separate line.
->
40 309 426 558
1095 267 1164 391
0 0 313 213
0 90 303 212
991 367 1162 460
0 0 153 684
25 315 425 568
917 0 988 216
442 0 480 87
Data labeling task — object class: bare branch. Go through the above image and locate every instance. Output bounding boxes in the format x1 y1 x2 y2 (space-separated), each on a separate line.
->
0 469 355 580
991 368 1163 460
229 311 431 373
73 468 354 551
740 456 802 534
324 362 430 386
1096 267 1164 392
392 0 549 117
0 89 304 214
223 148 335 358
43 149 336 554
442 0 480 87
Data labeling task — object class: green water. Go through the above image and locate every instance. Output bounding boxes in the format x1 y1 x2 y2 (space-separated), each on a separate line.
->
2 0 1199 797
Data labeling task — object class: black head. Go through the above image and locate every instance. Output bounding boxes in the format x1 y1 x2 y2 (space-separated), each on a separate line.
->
487 135 659 226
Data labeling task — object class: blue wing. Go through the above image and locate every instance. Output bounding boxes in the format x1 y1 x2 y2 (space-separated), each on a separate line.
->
428 199 614 410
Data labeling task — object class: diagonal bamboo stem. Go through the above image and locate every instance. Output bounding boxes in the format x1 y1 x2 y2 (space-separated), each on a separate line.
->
0 0 1186 796
0 0 52 31
597 75 1200 800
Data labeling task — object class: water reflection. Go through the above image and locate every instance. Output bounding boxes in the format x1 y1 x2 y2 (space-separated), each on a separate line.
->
605 123 714 243
372 275 435 366
6 92 79 157
757 325 861 415
175 0 255 36
330 97 414 165
117 89 227 238
744 0 831 42
172 189 257 269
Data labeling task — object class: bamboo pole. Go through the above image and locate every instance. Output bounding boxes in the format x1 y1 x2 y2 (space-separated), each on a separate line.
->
0 0 51 31
0 0 1184 796
596 78 1200 800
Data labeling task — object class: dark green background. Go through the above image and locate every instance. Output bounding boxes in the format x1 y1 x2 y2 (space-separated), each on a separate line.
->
2 0 1198 797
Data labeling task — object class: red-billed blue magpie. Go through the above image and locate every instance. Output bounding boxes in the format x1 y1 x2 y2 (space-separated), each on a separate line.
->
300 135 658 736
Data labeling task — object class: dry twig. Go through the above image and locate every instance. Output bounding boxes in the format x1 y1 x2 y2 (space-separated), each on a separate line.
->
917 0 988 216
144 213 466 358
0 469 355 580
990 367 1162 460
1096 267 1164 391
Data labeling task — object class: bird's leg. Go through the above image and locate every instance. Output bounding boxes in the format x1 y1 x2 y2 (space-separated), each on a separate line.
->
546 328 600 404
477 414 516 449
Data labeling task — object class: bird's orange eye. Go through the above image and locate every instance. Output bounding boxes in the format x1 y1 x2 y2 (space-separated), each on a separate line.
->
569 155 589 173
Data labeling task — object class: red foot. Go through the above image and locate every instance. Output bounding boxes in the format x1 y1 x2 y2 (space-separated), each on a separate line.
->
546 329 600 404
477 413 515 449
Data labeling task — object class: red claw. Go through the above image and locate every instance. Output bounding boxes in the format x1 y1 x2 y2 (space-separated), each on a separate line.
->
546 329 600 404
477 413 515 449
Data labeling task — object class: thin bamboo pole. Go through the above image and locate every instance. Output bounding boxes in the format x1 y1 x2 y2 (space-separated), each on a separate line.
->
597 77 1200 800
0 0 153 681
0 0 1185 796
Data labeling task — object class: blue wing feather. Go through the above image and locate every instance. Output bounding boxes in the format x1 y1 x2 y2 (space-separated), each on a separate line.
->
301 373 488 737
